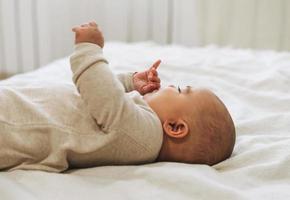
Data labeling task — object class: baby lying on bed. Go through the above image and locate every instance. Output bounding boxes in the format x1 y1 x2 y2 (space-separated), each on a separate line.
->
0 22 235 172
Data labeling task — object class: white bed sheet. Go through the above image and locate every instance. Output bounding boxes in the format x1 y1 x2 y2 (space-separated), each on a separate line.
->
1 42 290 200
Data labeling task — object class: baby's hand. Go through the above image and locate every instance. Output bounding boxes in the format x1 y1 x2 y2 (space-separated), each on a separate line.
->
133 60 161 95
72 21 104 48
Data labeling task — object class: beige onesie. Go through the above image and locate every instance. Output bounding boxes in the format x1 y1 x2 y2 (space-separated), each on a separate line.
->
0 43 163 172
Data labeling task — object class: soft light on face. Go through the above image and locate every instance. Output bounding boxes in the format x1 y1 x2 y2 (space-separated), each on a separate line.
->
144 85 192 99
143 85 194 122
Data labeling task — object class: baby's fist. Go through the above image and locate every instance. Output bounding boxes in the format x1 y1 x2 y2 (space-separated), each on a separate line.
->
72 21 104 48
133 60 161 95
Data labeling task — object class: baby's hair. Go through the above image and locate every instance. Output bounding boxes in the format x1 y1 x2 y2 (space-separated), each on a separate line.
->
184 91 236 165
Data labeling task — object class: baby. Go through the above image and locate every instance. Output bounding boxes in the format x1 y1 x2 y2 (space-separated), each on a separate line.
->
0 22 235 172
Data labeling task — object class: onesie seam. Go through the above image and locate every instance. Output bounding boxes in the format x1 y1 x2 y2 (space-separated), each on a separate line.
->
117 127 152 153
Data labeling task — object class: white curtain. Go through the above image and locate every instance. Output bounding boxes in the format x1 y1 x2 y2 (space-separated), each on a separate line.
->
0 0 289 74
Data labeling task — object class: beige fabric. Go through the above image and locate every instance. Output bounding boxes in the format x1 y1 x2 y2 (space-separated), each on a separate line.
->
0 43 163 172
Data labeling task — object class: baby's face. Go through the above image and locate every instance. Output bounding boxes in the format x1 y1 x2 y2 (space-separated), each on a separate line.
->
143 85 204 122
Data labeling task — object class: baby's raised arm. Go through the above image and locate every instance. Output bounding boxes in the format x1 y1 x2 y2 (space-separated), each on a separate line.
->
70 22 156 133
71 22 132 131
70 22 163 164
72 22 161 95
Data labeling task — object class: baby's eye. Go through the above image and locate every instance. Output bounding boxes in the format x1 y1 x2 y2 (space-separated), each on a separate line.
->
178 86 181 93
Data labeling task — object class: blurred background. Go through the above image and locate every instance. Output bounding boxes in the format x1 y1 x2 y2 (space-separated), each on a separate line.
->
0 0 289 76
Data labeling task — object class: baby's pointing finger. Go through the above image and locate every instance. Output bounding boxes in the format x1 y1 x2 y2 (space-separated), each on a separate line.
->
153 59 161 69
150 59 161 71
148 70 158 81
150 68 158 77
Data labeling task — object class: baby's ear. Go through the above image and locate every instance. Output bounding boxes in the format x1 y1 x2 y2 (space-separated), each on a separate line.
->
163 119 189 138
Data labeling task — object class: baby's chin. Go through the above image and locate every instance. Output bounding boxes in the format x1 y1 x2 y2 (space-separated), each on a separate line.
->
143 89 159 99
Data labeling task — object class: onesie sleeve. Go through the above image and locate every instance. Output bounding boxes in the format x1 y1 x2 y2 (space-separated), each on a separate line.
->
116 72 135 93
70 43 150 133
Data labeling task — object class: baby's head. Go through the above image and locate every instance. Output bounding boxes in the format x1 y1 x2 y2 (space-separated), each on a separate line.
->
144 85 235 165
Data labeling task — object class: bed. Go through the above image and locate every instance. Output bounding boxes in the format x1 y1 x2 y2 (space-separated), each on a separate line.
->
0 42 290 200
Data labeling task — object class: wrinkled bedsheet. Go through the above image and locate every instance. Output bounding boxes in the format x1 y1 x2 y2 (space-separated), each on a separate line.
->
1 42 290 200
